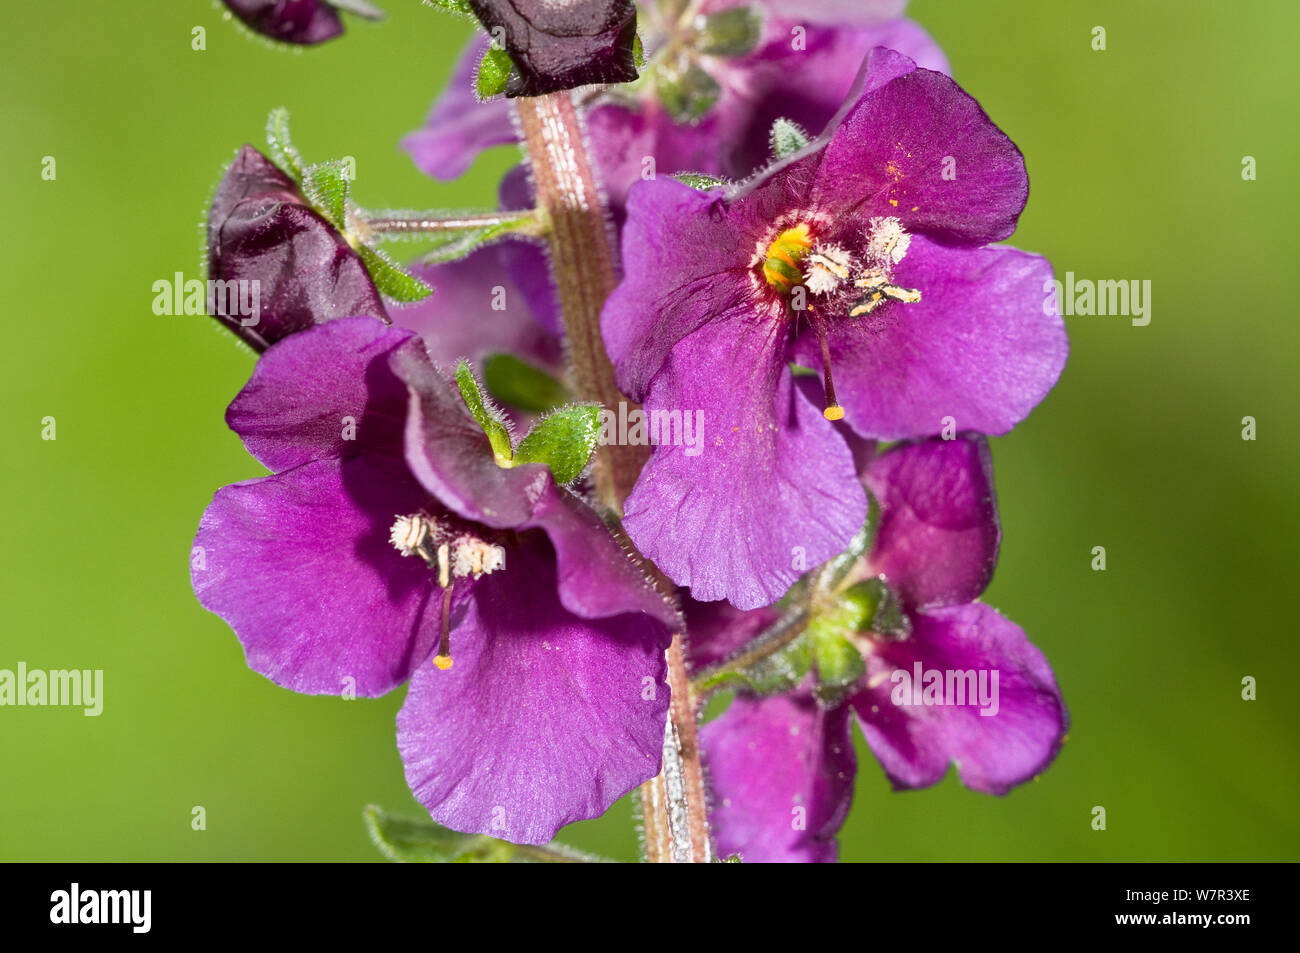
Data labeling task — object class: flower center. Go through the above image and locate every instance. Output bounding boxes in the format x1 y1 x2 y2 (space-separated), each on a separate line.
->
759 217 924 423
389 513 507 670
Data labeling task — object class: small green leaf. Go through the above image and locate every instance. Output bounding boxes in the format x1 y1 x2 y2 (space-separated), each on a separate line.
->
364 805 612 863
483 353 573 413
301 160 351 230
633 33 646 69
455 360 515 465
696 7 762 57
770 117 811 160
476 47 514 101
513 403 603 484
265 107 305 182
356 244 433 302
673 172 729 191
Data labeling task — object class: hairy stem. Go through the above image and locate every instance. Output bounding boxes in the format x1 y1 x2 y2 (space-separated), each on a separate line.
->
516 92 711 863
361 210 541 235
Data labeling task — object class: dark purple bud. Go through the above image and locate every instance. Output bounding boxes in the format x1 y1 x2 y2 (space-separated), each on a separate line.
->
221 1 345 45
466 0 639 97
207 146 387 351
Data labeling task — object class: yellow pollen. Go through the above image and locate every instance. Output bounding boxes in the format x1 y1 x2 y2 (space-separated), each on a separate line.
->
433 654 454 670
762 223 813 293
823 405 845 421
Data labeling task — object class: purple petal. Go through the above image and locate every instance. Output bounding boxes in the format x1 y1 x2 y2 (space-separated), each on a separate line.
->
684 597 781 670
397 534 668 844
851 602 1068 794
392 342 555 529
207 146 386 351
524 483 681 631
227 316 420 473
865 435 1000 610
797 239 1067 439
701 691 856 862
394 247 563 372
812 60 1028 245
602 177 751 399
402 36 516 182
621 312 867 610
495 165 563 336
221 0 343 45
192 455 444 697
706 20 948 179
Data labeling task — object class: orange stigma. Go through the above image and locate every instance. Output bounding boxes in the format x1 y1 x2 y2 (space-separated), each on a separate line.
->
434 582 454 671
807 309 845 423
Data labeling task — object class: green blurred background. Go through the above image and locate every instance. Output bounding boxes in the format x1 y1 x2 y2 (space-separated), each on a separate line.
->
1 1 1296 861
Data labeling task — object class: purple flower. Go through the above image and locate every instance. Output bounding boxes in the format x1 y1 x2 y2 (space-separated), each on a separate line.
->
601 48 1067 608
221 1 347 46
207 145 386 351
404 4 946 213
697 435 1068 862
465 0 639 97
191 315 677 843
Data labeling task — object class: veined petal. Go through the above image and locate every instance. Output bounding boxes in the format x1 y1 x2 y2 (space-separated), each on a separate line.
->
798 239 1067 439
701 690 856 863
397 534 668 844
192 455 446 697
227 316 420 472
621 311 866 610
852 602 1068 794
812 61 1028 244
865 435 1000 610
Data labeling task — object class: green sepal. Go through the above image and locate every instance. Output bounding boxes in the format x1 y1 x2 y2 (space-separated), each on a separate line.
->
698 633 812 697
513 403 603 484
455 360 514 465
364 805 612 863
301 159 351 230
483 353 573 413
476 47 514 101
770 117 811 160
696 7 762 57
356 244 433 302
633 33 646 69
673 172 729 191
265 107 305 182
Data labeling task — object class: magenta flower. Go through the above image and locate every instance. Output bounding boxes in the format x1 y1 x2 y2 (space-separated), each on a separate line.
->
403 2 945 211
697 435 1068 862
191 316 677 843
601 48 1067 608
